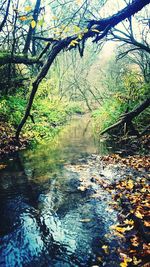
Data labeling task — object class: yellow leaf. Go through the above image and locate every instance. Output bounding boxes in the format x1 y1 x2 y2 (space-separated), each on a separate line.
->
141 188 147 192
78 33 83 40
74 25 81 33
84 28 88 33
135 210 144 219
127 179 134 189
120 262 128 267
102 245 109 254
124 219 134 225
31 20 36 29
24 6 32 12
73 39 78 44
120 255 132 267
133 256 142 265
69 39 78 47
38 18 44 26
110 225 133 233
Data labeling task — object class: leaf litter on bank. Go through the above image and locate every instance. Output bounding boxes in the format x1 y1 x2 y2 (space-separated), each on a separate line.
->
99 154 150 267
72 153 150 266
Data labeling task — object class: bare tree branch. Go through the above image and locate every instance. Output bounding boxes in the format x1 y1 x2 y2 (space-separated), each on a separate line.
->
15 0 150 138
0 0 10 32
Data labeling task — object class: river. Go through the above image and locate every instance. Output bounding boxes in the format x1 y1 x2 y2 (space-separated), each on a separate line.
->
0 115 124 267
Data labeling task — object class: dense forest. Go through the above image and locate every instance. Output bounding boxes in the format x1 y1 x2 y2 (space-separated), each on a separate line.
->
0 0 150 266
0 0 149 149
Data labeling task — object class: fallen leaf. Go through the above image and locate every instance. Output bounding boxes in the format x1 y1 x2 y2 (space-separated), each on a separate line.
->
130 236 139 247
102 245 109 254
135 210 144 219
120 254 132 267
127 179 134 190
144 221 150 227
0 164 7 170
124 219 134 225
110 225 133 233
133 256 142 265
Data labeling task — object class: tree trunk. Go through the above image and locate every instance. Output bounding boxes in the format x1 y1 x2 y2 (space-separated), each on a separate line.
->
100 97 150 135
16 42 67 139
23 0 41 55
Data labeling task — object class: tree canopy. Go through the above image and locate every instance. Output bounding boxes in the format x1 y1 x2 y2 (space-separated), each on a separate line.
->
0 0 150 138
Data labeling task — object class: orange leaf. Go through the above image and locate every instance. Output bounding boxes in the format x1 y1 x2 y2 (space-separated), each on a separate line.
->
144 221 150 227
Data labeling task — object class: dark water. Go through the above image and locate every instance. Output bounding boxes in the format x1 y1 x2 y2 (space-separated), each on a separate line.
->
0 116 122 267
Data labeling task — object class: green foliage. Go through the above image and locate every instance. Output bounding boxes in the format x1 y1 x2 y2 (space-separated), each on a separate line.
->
92 64 150 134
0 96 27 126
122 71 149 100
66 102 85 115
92 98 127 133
0 82 85 145
28 97 69 143
0 60 28 96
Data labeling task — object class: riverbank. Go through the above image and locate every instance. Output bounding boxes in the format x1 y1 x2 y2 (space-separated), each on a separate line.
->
0 121 28 156
0 120 149 158
0 114 85 158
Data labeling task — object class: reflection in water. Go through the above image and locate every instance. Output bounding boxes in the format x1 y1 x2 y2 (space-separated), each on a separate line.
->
0 116 120 267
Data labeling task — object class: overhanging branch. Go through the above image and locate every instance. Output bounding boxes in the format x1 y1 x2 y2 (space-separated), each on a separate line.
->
16 0 150 139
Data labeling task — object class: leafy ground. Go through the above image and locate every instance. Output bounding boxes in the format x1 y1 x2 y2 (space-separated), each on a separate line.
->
100 154 150 267
67 153 150 267
0 121 28 156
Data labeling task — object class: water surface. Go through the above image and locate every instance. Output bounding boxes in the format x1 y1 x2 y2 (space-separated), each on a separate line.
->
0 115 121 267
